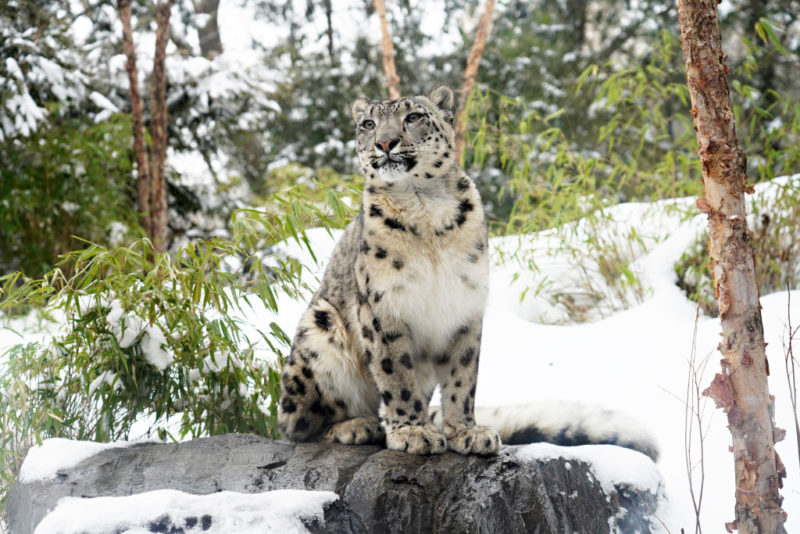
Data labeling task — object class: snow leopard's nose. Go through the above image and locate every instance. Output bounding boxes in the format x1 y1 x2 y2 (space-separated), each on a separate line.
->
375 138 400 154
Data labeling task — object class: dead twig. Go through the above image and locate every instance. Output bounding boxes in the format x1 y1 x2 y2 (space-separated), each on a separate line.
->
783 284 800 469
685 304 711 534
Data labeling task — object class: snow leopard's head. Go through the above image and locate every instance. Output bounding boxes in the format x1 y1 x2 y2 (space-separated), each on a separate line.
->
351 86 456 183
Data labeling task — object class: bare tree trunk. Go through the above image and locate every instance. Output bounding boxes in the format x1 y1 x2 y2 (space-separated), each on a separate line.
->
373 0 400 99
118 0 152 237
323 0 335 64
194 0 222 58
149 0 172 253
454 0 495 163
677 2 787 533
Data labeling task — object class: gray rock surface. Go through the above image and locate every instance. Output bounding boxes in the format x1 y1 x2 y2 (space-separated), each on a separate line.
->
8 434 660 533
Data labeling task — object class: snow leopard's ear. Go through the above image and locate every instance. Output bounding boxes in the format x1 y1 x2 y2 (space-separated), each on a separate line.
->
351 97 373 124
428 85 455 125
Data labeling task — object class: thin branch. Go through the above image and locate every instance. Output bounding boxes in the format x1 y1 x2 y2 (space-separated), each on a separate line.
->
454 0 495 162
373 0 400 99
685 305 708 534
784 284 800 469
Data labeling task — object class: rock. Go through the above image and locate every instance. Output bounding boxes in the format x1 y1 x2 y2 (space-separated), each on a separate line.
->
8 434 661 534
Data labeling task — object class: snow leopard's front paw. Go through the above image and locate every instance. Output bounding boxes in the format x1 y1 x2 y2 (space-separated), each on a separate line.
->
444 424 501 455
386 424 447 455
324 416 385 445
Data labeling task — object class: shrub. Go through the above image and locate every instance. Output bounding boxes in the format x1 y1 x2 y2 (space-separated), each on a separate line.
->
675 177 800 316
0 109 141 278
0 181 357 525
466 31 700 322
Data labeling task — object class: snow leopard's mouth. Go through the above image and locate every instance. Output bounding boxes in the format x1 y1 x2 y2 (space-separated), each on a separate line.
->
371 154 417 172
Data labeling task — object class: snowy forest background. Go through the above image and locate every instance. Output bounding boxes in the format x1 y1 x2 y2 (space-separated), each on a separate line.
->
2 0 800 531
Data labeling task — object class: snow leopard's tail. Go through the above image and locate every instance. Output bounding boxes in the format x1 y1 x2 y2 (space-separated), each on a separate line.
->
432 401 659 461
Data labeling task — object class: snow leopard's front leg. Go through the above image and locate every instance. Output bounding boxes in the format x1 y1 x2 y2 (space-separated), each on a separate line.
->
359 312 447 454
436 319 500 455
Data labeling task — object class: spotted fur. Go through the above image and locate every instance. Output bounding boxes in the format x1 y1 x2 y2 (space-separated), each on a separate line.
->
278 86 499 455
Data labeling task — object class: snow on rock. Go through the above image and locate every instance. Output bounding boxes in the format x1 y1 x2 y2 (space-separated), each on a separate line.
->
32 489 338 534
19 439 141 483
516 443 662 496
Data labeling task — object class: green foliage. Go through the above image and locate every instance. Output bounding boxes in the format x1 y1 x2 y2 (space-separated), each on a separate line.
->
0 110 141 278
674 29 800 315
676 178 800 316
256 163 362 206
469 30 700 232
468 24 800 322
467 30 699 321
674 232 717 317
0 182 358 523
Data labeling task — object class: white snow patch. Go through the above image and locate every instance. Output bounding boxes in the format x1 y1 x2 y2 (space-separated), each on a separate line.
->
516 443 662 496
19 439 141 483
140 324 172 372
33 489 338 534
108 221 128 247
106 301 145 349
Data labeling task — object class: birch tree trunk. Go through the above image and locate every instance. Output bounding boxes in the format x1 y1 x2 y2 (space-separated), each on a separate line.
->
149 0 172 253
118 0 151 237
454 0 495 163
677 1 787 532
373 0 400 99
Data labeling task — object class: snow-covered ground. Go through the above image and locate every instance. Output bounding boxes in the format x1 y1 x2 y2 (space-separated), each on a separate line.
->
4 177 799 533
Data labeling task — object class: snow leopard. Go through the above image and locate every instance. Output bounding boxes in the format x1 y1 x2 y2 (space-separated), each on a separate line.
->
277 86 659 460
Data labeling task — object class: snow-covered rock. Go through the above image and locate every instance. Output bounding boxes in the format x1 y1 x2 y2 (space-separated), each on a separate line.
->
8 434 662 534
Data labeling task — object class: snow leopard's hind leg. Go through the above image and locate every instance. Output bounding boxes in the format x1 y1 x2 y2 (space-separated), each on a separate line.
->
278 300 383 444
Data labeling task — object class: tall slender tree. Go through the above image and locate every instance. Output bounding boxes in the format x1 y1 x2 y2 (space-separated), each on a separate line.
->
374 0 401 99
117 0 172 252
118 0 152 238
149 0 171 252
677 1 787 532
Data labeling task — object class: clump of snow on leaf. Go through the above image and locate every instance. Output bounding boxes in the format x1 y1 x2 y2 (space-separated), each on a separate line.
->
105 301 173 371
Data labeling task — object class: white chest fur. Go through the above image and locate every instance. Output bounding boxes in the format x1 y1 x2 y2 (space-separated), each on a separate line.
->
371 242 488 355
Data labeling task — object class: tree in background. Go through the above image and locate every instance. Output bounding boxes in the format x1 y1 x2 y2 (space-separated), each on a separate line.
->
678 0 787 532
0 1 141 276
194 0 222 58
117 0 172 252
374 0 401 99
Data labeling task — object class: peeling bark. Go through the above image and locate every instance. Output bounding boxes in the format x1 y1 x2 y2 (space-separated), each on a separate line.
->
373 0 400 100
454 0 495 162
118 0 151 237
677 1 787 532
149 0 171 253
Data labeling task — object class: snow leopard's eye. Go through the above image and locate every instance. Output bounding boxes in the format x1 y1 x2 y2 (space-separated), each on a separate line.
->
405 112 424 124
360 119 376 131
